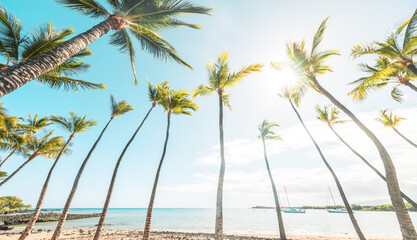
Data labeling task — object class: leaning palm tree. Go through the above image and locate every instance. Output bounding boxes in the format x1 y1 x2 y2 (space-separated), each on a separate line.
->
0 130 65 187
274 18 416 239
19 112 96 240
192 51 262 240
0 5 104 93
0 0 212 97
93 80 166 240
279 87 365 240
348 57 417 102
316 105 417 209
51 95 133 240
258 120 286 240
352 9 417 76
142 85 198 240
376 109 417 148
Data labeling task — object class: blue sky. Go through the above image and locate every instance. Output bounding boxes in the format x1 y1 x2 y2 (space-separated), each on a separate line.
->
1 0 417 209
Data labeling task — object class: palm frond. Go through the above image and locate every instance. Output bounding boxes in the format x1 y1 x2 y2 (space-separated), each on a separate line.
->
403 9 417 53
110 94 134 117
311 17 329 56
391 85 404 103
36 73 106 91
0 4 25 62
127 24 192 69
55 0 110 19
192 84 215 98
109 29 138 84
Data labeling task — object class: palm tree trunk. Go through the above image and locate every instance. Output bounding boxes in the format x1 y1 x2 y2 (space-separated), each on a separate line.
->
0 16 122 97
289 100 366 240
0 153 36 187
93 106 153 240
262 139 286 240
405 81 417 92
392 128 417 149
18 134 73 240
328 125 417 209
310 77 417 239
51 118 113 240
142 113 171 240
215 91 226 240
0 148 16 168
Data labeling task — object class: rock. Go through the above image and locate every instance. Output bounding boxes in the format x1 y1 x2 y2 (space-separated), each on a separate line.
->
0 212 100 225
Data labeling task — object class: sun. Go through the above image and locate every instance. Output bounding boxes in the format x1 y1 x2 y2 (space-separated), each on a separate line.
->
265 66 300 92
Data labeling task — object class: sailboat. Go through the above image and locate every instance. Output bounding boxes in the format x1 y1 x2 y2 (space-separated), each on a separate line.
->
282 186 306 213
327 187 348 213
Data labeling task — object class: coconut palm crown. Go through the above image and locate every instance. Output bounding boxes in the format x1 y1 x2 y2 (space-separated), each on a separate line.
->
0 5 104 91
50 112 97 136
192 51 263 108
351 9 417 76
375 109 405 129
158 85 198 116
258 120 282 141
315 105 347 127
110 94 134 118
55 0 212 84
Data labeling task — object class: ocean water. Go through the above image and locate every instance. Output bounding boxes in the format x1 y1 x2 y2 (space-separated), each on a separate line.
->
13 208 417 238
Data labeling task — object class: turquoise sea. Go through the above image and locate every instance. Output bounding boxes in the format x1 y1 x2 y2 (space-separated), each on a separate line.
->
13 208 417 238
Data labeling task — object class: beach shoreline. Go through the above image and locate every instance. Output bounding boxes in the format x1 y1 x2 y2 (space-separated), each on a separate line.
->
0 228 401 240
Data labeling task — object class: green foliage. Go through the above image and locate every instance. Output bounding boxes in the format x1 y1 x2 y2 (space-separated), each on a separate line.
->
375 109 405 128
56 0 212 84
315 105 347 126
0 196 31 211
258 120 281 141
0 5 104 91
193 51 262 109
157 81 198 116
50 111 97 135
351 204 363 210
110 94 134 118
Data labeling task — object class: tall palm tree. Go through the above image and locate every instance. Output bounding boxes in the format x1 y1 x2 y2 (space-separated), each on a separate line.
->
0 5 104 93
0 0 211 97
352 9 417 76
192 51 262 240
316 105 417 210
142 85 198 240
93 80 165 240
348 57 417 102
51 95 133 240
19 112 96 240
275 18 417 239
258 120 286 240
376 109 417 148
279 87 366 240
0 130 65 187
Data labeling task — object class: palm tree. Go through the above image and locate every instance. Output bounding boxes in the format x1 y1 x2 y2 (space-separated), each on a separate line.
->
142 85 198 240
258 120 286 240
93 80 165 240
0 134 27 168
192 51 262 240
19 112 96 240
279 87 366 240
275 18 417 239
0 130 65 187
352 9 417 76
348 57 417 102
316 105 417 210
0 5 104 93
0 0 211 97
376 109 417 148
51 95 133 240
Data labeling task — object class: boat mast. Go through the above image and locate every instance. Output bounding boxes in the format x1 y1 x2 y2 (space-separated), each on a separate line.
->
328 186 337 208
284 186 291 208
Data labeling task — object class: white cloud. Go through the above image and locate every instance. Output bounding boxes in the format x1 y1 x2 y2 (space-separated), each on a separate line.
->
162 107 417 207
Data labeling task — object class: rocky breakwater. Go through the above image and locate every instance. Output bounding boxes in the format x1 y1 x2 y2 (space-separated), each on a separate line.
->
0 212 100 225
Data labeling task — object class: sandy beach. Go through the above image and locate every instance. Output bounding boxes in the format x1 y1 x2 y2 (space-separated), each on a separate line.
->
0 229 401 240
